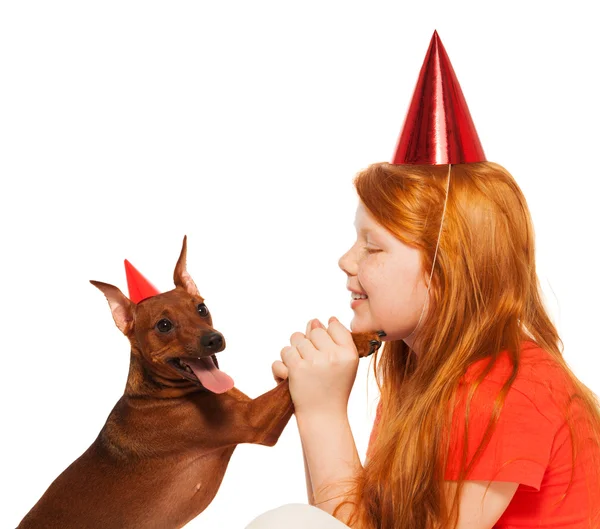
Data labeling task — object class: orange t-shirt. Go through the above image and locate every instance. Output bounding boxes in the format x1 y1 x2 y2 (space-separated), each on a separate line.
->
366 340 600 528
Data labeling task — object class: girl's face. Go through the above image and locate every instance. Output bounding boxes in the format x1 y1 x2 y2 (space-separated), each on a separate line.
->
338 200 430 351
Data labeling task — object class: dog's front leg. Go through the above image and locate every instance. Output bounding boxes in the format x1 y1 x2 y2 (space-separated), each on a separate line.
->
246 378 294 447
184 382 292 449
198 379 293 448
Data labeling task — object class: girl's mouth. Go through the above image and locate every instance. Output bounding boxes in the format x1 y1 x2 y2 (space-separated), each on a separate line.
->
351 295 368 309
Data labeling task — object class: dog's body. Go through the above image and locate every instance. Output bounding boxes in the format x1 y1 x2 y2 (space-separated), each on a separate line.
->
19 384 292 529
17 236 383 529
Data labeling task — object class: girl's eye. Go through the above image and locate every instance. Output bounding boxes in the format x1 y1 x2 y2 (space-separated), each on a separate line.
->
365 248 381 254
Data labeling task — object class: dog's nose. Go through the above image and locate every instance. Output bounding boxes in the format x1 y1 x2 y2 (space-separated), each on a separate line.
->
200 332 224 352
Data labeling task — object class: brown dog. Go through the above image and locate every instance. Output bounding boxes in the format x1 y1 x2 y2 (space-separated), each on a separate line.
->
17 235 384 529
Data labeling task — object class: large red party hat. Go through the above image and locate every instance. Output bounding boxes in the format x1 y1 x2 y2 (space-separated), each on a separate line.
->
392 30 486 165
124 259 160 303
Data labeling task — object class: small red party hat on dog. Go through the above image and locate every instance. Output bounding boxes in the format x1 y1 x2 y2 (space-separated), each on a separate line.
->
392 30 486 165
124 259 160 303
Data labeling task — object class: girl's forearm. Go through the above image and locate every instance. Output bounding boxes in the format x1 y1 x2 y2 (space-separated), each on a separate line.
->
301 441 316 505
295 410 363 523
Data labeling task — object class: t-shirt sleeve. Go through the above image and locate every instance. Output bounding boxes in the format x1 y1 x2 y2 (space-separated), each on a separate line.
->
444 376 556 491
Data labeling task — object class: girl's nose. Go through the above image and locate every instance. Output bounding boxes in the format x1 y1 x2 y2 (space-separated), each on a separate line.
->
338 248 355 276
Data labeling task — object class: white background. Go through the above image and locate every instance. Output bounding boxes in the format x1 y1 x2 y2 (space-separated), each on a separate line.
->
1 1 599 527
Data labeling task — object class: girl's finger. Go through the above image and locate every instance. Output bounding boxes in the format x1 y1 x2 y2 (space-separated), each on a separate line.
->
295 336 318 361
305 326 335 353
306 318 325 336
290 332 316 360
280 345 293 361
326 317 356 350
272 360 288 382
281 344 303 368
290 331 306 347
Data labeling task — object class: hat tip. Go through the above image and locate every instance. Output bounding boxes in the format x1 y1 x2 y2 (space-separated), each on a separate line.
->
391 29 485 165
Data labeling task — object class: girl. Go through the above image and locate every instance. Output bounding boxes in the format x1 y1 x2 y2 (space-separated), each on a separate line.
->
244 33 600 529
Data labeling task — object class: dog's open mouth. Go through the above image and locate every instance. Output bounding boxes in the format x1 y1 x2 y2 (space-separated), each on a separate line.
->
169 356 234 394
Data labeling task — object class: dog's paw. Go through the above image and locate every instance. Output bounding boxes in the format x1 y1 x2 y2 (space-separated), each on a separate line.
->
351 330 386 358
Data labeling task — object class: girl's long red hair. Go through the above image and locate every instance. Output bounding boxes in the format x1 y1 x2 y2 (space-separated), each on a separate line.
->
323 161 600 529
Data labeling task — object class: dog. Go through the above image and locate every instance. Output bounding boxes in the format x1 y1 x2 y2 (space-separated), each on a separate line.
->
17 235 384 529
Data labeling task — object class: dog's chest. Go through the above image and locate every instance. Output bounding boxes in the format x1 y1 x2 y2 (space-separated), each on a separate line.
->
146 445 237 523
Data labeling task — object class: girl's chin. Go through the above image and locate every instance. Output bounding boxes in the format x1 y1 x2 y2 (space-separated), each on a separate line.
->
350 316 372 334
351 315 390 338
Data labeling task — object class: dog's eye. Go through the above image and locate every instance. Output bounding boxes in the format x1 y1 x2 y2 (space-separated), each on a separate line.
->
197 303 209 317
156 319 173 333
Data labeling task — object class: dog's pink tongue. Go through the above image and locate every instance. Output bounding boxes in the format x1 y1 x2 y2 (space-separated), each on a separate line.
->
185 357 234 394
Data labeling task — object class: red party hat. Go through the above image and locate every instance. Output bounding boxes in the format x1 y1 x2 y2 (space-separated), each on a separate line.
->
391 30 486 165
124 259 160 303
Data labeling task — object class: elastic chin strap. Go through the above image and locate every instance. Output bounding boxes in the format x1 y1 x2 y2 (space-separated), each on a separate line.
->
404 163 452 343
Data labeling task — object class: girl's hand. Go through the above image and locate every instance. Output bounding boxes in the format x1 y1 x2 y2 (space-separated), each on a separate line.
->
271 318 314 383
276 316 359 418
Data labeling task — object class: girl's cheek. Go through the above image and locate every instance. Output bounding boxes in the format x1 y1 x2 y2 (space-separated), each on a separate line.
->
357 271 371 292
359 264 380 291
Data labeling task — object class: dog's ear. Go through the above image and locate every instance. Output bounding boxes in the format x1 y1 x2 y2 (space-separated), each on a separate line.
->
90 280 135 335
173 235 201 298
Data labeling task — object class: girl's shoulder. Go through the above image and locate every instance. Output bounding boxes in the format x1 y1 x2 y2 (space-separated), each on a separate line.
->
462 339 569 384
460 340 573 426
